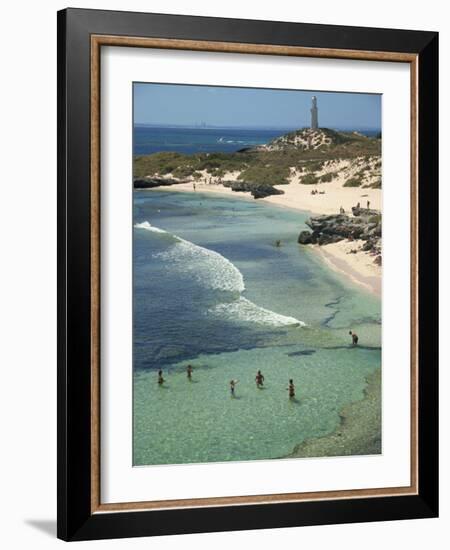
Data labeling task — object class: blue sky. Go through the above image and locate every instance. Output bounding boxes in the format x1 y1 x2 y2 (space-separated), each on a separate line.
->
134 83 381 130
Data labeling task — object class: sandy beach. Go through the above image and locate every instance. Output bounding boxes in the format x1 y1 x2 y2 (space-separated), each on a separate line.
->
312 241 381 296
145 176 382 295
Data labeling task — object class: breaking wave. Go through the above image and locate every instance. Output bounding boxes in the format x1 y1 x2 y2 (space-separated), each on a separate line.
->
135 221 304 328
134 221 167 233
211 297 304 328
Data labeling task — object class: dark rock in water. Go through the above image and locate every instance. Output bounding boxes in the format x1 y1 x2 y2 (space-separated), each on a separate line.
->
134 177 180 189
298 230 314 244
287 349 316 357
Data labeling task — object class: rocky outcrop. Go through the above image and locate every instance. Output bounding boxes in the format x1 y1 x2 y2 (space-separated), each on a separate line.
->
222 180 284 199
133 176 188 189
133 177 284 199
133 177 181 189
298 211 382 263
298 230 315 245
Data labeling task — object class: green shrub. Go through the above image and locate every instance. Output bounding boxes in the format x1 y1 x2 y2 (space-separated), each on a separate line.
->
238 164 289 186
368 177 382 189
319 171 339 183
300 173 318 185
160 164 176 174
343 177 361 187
304 160 323 172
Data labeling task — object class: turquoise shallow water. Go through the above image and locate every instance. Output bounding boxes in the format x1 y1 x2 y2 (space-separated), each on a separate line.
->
133 190 381 466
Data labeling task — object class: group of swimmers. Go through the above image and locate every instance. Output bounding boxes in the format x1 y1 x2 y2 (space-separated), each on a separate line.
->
228 370 294 399
157 331 358 395
228 372 296 399
157 364 296 398
157 366 296 399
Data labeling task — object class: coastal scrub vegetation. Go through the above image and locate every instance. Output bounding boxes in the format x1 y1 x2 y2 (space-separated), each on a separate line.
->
319 172 337 183
134 129 381 196
366 177 382 189
300 173 319 185
343 177 362 187
303 160 324 172
237 164 290 186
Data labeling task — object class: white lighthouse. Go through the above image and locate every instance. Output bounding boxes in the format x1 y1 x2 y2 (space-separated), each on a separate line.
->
310 96 319 130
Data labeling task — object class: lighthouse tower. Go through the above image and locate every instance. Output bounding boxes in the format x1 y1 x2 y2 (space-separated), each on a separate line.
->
310 96 319 130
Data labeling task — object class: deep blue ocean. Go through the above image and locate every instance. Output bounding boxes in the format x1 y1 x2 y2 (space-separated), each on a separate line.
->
133 126 381 466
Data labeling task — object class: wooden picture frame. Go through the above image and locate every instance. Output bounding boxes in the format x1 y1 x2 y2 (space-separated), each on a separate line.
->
57 8 438 541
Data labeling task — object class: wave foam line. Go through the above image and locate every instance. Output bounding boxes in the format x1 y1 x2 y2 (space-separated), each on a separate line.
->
134 221 167 233
211 297 305 328
135 220 304 328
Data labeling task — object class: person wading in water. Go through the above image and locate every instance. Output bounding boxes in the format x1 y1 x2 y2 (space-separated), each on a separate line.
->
349 330 359 346
186 364 193 380
287 379 295 399
230 379 238 397
157 369 165 385
255 370 265 388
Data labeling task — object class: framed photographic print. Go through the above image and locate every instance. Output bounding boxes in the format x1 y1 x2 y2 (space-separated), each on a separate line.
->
57 8 438 541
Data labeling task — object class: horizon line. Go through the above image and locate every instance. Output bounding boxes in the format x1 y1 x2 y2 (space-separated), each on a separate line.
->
134 123 381 131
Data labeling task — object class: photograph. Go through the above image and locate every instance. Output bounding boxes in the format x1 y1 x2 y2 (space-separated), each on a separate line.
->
0 0 444 546
53 6 439 541
132 83 383 467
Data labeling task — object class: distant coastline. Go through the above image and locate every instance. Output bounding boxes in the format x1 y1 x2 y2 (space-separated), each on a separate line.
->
135 122 381 133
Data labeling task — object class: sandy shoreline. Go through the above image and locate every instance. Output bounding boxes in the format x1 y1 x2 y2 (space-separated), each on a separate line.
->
153 177 382 215
287 368 381 459
141 180 381 296
312 241 381 297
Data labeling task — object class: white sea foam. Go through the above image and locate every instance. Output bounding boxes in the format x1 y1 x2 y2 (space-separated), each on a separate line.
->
135 220 304 328
134 221 167 233
156 238 245 293
210 297 304 328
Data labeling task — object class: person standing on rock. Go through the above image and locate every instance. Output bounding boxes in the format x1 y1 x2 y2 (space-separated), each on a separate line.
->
349 330 359 346
367 200 370 209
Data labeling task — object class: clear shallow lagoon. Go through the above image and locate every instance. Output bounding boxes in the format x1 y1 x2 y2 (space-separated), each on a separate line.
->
133 190 381 466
